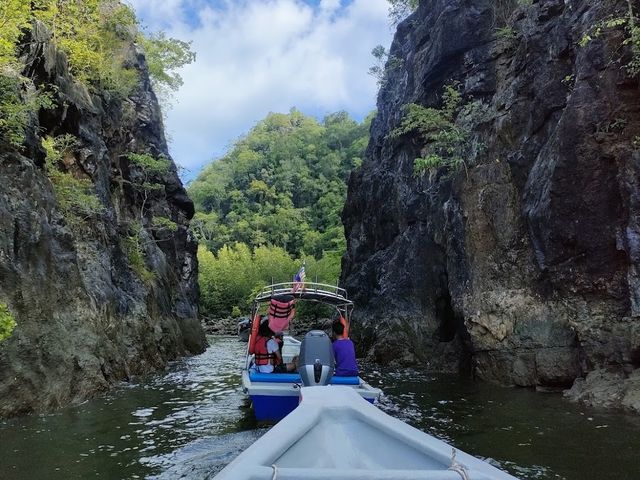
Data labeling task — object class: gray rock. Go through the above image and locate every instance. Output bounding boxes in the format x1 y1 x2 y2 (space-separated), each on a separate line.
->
342 0 640 409
563 367 640 414
0 22 206 418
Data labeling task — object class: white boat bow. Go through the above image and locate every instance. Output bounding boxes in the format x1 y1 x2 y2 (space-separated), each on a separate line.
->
215 386 519 480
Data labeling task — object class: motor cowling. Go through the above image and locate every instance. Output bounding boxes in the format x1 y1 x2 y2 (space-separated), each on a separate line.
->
298 330 334 386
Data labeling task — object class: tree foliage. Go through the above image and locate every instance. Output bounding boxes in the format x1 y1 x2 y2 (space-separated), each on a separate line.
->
198 243 342 318
0 303 17 342
0 1 31 67
368 45 404 87
189 109 371 256
387 0 419 25
33 0 140 96
392 83 471 175
139 31 196 104
0 0 195 148
191 109 369 318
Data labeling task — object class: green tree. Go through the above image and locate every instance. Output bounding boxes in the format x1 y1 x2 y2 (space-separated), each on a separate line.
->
190 109 372 317
139 31 196 106
387 0 419 25
188 109 370 257
198 243 261 316
197 242 345 318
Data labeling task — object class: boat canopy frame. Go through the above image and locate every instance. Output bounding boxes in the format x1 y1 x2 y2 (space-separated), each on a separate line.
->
251 281 353 320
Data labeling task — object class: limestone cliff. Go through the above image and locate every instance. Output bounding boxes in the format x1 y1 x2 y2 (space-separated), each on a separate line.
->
0 24 206 417
342 0 640 411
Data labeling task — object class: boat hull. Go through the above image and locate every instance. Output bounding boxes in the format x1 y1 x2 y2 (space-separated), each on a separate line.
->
250 394 300 421
216 386 518 480
242 370 380 421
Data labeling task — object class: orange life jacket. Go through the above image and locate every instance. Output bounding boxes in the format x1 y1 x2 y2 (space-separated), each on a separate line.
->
254 336 277 366
248 313 261 354
268 297 295 332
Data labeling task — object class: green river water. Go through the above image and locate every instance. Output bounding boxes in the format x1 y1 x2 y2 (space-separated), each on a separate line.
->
1 336 639 479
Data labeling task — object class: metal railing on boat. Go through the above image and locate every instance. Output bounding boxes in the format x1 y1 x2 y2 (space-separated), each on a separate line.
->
253 282 352 308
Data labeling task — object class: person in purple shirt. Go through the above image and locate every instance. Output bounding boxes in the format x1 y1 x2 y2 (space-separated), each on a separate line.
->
331 320 359 377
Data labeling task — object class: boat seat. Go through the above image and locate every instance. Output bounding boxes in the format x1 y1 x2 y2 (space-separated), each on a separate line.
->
249 372 360 385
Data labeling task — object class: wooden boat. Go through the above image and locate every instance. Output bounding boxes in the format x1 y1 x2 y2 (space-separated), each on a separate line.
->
215 386 519 479
242 282 381 421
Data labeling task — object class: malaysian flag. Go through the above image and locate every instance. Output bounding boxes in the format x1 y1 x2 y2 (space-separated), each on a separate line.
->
292 264 306 292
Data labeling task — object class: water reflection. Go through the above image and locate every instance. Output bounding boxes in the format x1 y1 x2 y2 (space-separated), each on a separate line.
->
1 337 639 480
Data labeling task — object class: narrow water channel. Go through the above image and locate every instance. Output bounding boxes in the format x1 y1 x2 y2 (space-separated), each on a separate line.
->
1 337 639 479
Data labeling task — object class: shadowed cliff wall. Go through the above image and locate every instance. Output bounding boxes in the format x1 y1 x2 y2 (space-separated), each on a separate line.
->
0 23 206 417
342 0 640 411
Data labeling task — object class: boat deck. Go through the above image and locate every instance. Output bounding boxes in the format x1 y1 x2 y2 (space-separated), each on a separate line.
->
216 386 518 480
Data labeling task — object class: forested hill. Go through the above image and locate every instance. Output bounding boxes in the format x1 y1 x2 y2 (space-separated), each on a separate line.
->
188 110 372 317
189 110 371 256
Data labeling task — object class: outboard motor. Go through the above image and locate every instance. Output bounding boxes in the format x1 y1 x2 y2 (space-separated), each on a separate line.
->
298 330 335 386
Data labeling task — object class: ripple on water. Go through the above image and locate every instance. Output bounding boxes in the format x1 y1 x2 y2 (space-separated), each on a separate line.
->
132 408 157 418
1 337 640 480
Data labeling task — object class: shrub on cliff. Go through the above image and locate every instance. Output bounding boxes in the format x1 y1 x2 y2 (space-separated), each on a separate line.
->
0 76 55 148
0 0 195 148
0 303 16 342
42 135 105 225
126 152 172 220
122 228 156 285
34 0 139 97
31 0 195 99
579 0 640 78
391 83 470 175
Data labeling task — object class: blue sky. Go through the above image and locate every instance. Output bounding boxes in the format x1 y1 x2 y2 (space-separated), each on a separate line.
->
128 0 394 182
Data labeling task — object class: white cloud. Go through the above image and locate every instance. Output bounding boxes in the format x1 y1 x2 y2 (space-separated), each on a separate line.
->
128 0 393 179
320 0 341 13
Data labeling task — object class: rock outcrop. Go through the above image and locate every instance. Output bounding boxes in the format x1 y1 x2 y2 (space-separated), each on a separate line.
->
342 0 640 411
0 23 206 417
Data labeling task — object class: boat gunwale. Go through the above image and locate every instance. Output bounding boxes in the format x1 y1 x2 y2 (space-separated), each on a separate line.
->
216 386 518 480
241 370 382 400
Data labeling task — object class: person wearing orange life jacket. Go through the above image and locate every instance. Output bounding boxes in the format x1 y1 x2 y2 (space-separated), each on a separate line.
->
254 320 280 373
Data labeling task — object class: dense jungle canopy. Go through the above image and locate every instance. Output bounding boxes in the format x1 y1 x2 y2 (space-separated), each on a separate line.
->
188 109 373 317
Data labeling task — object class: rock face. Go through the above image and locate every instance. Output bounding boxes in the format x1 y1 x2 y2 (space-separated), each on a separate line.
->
0 24 206 417
342 0 640 411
